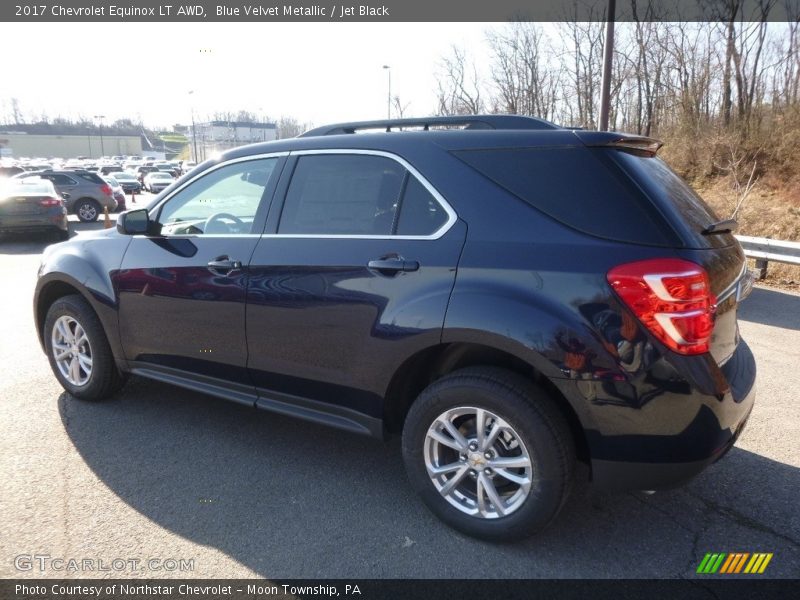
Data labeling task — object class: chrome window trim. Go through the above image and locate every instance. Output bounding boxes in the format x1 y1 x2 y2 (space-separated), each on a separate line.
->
146 148 457 241
266 148 457 241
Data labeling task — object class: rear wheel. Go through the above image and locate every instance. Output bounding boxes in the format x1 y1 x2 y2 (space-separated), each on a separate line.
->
44 294 124 400
75 199 100 222
402 367 575 541
54 226 70 241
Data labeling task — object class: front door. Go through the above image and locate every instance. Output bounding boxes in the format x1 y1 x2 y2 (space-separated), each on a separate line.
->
116 155 285 395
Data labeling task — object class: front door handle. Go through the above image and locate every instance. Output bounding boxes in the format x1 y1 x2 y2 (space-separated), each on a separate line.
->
367 257 420 274
207 256 242 271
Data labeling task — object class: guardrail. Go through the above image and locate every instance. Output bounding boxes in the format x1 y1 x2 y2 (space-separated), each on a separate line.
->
735 235 800 279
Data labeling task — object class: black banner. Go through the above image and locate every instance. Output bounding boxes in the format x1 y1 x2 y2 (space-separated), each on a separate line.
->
1 0 798 22
2 579 798 600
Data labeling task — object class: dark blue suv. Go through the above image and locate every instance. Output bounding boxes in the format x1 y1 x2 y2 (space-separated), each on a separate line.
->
34 116 756 541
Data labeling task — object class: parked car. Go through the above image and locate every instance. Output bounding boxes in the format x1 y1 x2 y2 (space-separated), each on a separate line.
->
180 160 197 175
14 169 117 222
33 115 756 542
102 176 127 212
135 165 159 186
0 166 25 179
143 171 174 193
99 165 124 176
112 171 142 194
154 162 180 177
0 178 68 240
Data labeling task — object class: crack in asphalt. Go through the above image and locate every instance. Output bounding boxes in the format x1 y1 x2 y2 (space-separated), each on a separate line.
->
626 491 713 579
686 491 800 550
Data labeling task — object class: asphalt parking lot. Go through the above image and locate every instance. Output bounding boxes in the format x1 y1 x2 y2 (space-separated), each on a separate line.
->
0 212 798 579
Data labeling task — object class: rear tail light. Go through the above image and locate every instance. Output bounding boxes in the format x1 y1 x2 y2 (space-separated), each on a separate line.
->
100 184 113 196
39 197 62 207
607 258 717 355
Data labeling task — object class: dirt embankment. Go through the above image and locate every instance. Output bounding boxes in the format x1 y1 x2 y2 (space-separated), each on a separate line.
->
696 177 800 290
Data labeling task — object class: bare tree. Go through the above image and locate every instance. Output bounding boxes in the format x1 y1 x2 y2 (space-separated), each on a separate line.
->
277 116 304 139
391 96 410 119
435 45 485 116
11 98 22 124
486 22 562 120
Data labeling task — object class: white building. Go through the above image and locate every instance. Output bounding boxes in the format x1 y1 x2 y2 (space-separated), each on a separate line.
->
187 121 277 161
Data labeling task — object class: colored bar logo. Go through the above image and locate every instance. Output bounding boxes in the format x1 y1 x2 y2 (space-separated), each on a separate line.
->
696 552 773 574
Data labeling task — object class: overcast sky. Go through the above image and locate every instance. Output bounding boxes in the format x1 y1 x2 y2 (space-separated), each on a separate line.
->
0 22 491 129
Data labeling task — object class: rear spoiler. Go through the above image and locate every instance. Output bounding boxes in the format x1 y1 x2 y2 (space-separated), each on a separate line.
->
573 131 663 157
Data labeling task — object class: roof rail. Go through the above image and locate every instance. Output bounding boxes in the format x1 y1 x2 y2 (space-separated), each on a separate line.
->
299 115 561 137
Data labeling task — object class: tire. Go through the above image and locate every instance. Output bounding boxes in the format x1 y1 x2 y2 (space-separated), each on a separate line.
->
54 227 70 241
44 294 125 401
75 199 100 222
402 366 575 542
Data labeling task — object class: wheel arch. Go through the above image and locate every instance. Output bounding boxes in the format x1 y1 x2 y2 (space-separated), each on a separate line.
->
383 341 590 463
34 273 124 368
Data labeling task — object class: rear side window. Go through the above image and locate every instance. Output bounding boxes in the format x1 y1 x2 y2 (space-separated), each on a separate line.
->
278 154 449 237
452 147 677 246
46 174 78 186
73 172 104 184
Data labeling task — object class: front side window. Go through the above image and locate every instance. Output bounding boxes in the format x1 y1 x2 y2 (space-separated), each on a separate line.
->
278 153 449 237
156 158 278 235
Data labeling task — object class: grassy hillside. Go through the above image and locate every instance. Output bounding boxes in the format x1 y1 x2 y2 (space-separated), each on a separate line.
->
656 109 800 288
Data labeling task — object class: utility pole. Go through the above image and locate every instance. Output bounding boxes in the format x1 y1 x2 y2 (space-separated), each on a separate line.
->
188 91 198 162
382 65 391 119
94 115 106 157
599 0 616 131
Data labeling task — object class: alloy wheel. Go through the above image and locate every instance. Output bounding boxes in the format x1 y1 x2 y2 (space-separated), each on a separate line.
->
51 315 93 386
424 406 532 519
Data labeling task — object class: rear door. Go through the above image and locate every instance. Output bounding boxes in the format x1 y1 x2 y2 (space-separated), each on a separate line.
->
245 150 466 426
116 154 285 395
40 173 78 204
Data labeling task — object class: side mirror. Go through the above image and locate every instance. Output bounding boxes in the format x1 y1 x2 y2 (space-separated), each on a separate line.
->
61 192 71 200
117 208 149 235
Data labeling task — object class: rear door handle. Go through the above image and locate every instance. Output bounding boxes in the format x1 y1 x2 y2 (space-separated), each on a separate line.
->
207 256 242 271
367 258 420 273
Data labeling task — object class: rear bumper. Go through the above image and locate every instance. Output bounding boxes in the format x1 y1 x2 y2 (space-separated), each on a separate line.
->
557 340 757 491
0 211 68 232
591 393 753 490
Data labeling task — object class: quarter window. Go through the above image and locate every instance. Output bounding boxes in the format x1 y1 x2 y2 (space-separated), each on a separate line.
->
278 153 449 237
395 175 448 236
156 158 278 235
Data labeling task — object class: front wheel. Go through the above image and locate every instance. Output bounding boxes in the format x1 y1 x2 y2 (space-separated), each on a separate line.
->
402 367 575 541
44 294 124 400
75 199 100 222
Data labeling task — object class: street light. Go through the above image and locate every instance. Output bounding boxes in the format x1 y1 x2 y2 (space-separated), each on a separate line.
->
382 65 391 119
94 115 106 158
188 90 198 162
